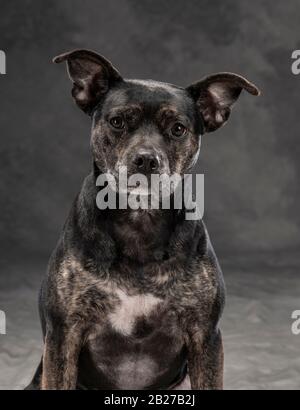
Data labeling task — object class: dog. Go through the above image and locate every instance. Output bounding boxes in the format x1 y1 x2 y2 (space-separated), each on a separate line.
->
26 49 260 390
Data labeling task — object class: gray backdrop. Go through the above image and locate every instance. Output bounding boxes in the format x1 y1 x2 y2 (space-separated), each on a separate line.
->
0 0 300 389
1 0 299 266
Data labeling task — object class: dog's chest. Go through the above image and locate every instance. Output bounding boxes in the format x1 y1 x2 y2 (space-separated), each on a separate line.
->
107 289 163 336
83 286 186 389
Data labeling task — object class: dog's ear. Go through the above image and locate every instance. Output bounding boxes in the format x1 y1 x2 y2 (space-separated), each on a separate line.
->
53 49 122 115
186 73 260 133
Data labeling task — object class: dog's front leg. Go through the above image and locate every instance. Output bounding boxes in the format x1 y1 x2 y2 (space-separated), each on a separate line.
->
42 324 83 390
186 328 224 390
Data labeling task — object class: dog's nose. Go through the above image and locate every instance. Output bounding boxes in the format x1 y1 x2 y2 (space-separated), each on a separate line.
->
133 151 160 174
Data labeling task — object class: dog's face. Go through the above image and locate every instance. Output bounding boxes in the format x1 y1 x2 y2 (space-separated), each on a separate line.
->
54 49 260 180
91 80 202 178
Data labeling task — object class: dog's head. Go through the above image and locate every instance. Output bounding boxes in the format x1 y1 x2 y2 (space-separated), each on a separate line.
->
54 49 260 181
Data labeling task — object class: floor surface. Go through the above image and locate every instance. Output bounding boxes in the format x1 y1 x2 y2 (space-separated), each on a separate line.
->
0 255 299 390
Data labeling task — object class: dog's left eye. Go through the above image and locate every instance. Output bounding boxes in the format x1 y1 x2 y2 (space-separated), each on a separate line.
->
171 123 186 138
110 116 125 130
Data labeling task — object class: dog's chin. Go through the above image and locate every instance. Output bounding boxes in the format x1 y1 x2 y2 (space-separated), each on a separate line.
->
123 185 151 195
127 208 165 225
103 169 178 204
116 185 175 199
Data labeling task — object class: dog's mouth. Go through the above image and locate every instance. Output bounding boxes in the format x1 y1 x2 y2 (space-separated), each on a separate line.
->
112 175 167 197
95 162 186 212
96 167 199 216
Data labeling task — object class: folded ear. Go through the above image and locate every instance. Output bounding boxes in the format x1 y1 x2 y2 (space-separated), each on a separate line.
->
53 49 122 115
186 73 260 133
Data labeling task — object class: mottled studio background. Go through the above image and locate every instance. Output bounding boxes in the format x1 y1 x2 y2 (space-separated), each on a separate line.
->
0 0 299 389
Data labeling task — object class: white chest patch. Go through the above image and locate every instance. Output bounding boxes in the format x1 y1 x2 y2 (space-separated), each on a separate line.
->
108 289 162 336
116 354 157 389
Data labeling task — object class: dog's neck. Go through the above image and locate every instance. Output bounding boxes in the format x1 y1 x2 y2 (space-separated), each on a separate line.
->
108 207 176 263
76 169 182 264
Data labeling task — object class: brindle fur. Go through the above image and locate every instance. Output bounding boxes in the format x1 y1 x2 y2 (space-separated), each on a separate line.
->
26 49 259 390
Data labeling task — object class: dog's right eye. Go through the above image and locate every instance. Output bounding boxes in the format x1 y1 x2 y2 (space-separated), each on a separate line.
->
110 116 125 130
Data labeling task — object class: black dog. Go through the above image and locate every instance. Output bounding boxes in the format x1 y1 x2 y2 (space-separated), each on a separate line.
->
26 49 259 390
